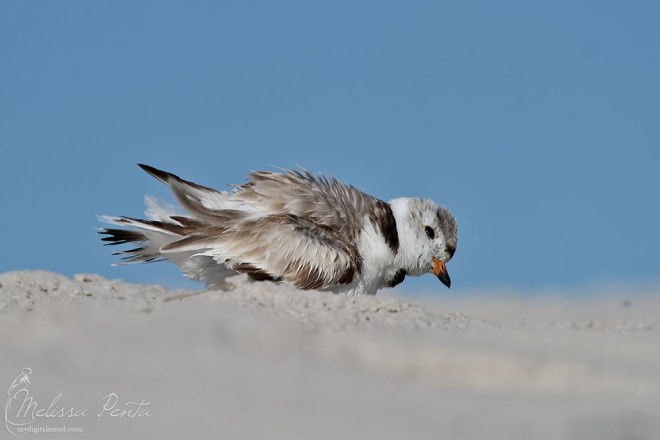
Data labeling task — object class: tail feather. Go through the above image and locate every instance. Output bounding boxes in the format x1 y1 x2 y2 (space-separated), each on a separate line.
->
99 207 234 287
99 208 181 255
100 228 146 246
99 164 260 288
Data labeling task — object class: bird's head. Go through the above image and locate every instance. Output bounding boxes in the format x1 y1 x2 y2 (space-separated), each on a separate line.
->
389 197 457 288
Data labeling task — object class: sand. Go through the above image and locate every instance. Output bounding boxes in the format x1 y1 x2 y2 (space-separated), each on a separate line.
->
1 270 659 439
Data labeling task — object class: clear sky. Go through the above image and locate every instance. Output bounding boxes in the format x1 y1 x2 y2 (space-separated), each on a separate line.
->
1 1 658 293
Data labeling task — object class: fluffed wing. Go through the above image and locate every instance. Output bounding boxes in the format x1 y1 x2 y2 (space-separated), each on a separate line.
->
160 213 363 290
104 164 403 290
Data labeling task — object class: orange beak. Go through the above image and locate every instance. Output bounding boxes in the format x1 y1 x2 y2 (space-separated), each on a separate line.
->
432 257 451 288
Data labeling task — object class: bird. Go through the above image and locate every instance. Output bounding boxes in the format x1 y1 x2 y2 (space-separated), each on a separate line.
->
99 164 457 296
5 367 32 434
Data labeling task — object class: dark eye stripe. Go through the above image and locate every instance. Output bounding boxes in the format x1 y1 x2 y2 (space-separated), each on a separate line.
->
424 225 435 240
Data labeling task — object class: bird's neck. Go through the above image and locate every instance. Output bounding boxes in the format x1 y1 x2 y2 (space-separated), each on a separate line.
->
388 198 424 277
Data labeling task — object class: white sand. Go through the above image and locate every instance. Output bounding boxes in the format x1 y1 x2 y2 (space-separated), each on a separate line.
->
1 270 659 439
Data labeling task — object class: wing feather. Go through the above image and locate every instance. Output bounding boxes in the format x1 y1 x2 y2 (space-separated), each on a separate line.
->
233 168 379 242
138 165 387 245
161 214 363 290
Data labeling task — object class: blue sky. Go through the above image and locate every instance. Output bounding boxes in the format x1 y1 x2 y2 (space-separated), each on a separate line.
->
1 1 658 293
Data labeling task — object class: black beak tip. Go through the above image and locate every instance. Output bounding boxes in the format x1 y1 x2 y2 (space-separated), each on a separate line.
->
437 273 451 289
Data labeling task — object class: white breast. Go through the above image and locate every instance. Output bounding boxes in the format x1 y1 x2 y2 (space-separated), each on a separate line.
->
348 217 399 295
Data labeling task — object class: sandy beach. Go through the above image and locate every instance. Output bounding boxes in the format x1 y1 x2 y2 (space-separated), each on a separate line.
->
1 270 659 439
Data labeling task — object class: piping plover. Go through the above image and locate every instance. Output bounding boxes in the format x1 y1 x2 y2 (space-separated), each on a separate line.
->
100 165 457 295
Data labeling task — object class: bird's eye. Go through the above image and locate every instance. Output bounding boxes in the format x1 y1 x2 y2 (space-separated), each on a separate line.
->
424 225 436 240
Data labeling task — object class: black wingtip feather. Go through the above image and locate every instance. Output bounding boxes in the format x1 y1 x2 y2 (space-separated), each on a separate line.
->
139 164 223 196
138 164 172 184
99 228 146 246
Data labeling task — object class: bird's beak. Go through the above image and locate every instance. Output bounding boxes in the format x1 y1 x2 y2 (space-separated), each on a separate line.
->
432 257 451 288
